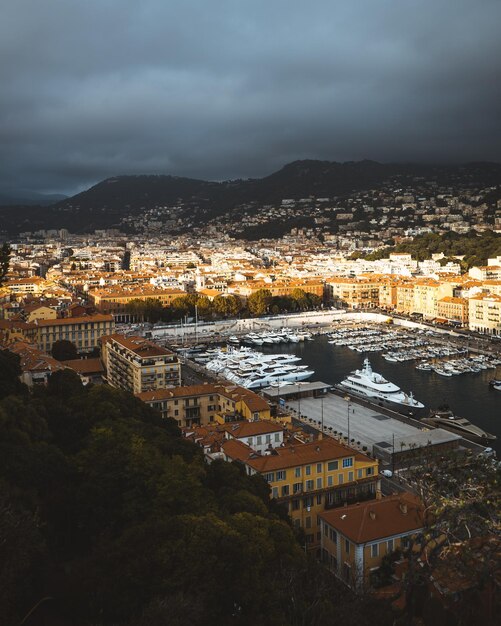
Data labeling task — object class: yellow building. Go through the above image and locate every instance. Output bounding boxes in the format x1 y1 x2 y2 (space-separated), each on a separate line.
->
88 286 186 316
412 279 454 320
137 383 270 427
320 493 424 590
35 314 115 353
222 437 380 550
437 296 469 325
101 334 181 394
468 294 501 335
326 277 381 309
23 305 58 323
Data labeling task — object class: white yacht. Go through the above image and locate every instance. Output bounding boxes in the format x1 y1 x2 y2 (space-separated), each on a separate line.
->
204 346 314 389
337 358 424 411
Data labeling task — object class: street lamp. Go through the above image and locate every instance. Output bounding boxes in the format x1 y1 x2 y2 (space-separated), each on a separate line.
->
321 394 324 433
344 395 351 444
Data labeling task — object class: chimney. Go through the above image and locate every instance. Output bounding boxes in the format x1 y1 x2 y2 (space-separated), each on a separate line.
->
399 502 408 515
369 511 376 520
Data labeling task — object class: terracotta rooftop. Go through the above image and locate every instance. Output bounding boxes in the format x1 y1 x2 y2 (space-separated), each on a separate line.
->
105 334 175 358
319 493 423 544
64 358 104 375
222 437 374 472
35 313 113 326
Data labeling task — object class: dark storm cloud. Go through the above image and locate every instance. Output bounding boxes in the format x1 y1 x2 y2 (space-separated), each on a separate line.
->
1 0 500 194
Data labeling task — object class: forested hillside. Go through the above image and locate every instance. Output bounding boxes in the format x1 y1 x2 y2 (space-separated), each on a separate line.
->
0 350 389 626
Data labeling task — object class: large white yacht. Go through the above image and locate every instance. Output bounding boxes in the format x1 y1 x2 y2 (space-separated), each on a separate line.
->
337 358 424 411
204 346 314 389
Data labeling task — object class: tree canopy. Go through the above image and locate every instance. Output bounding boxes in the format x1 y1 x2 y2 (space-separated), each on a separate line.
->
0 361 387 626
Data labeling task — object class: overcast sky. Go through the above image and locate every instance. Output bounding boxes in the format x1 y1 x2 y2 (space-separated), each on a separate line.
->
1 0 500 195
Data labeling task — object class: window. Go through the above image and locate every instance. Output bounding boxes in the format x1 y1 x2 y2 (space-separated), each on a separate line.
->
247 438 253 446
338 474 344 485
265 472 275 482
305 480 314 491
295 467 301 478
256 436 262 445
316 477 322 489
357 469 363 479
275 433 280 442
305 465 311 476
402 536 410 549
323 523 329 536
317 515 321 526
387 539 394 553
330 529 337 543
316 494 322 505
292 499 300 511
371 543 379 558
266 435 271 444
366 466 374 476
272 487 279 499
342 458 353 468
328 460 339 471
276 470 286 481
345 539 350 555
305 516 312 529
327 475 333 487
348 471 354 482
294 518 301 528
281 485 290 497
303 497 313 508
293 482 302 494
316 463 322 473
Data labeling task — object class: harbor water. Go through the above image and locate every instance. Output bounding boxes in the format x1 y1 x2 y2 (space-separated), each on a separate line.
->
261 335 501 454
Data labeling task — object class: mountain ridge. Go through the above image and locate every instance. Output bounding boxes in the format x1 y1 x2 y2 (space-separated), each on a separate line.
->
1 159 500 236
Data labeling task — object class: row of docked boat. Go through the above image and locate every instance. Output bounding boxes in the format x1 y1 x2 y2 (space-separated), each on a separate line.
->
228 328 313 346
204 346 314 389
415 354 501 376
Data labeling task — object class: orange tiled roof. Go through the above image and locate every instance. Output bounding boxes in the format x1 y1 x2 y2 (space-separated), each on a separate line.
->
319 493 423 544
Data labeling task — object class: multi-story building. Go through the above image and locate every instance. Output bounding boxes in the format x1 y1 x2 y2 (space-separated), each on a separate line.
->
101 334 181 394
88 286 186 319
35 314 114 353
319 493 423 590
325 277 381 309
437 296 469 325
468 294 501 335
137 383 271 428
222 437 380 550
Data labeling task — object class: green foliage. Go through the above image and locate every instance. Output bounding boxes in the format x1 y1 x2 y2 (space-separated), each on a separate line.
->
247 288 273 315
0 362 374 625
51 338 79 361
359 230 501 268
0 242 10 285
0 349 27 399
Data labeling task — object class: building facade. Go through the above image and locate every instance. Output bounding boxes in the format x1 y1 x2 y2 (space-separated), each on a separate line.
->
222 437 380 550
102 334 181 394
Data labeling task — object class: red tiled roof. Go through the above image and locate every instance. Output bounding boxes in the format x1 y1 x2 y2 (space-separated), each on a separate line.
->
319 493 423 544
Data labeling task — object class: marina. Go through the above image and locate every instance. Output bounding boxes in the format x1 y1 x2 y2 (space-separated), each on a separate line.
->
259 331 501 455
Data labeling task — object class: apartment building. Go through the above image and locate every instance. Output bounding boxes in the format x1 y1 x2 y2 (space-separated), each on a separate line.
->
468 294 501 335
101 334 181 394
88 286 186 317
137 383 271 427
325 277 381 309
320 493 424 590
35 314 114 353
437 296 469 325
222 437 380 550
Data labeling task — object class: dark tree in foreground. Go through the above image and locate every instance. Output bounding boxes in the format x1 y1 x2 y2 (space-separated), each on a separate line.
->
0 242 11 286
51 339 79 361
